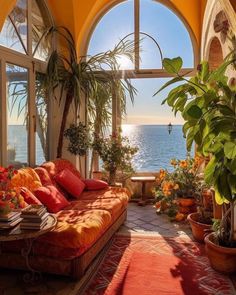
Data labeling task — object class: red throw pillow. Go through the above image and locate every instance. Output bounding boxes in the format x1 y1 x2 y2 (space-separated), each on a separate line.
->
34 185 70 213
20 187 42 205
83 179 108 191
54 169 85 198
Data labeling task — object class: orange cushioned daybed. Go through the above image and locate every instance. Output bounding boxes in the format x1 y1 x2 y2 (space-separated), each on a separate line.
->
0 159 130 278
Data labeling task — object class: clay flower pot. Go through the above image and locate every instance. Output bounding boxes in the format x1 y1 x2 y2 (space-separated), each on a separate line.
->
187 212 212 243
178 198 195 207
205 232 236 274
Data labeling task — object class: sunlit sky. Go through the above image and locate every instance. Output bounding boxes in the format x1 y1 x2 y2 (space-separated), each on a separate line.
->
88 0 194 125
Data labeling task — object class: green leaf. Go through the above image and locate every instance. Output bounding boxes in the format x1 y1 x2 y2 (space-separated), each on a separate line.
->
182 122 190 137
199 61 209 82
216 172 232 202
204 156 217 184
186 105 202 119
214 188 229 205
154 76 183 96
226 158 236 175
227 174 236 195
224 142 236 159
162 57 183 74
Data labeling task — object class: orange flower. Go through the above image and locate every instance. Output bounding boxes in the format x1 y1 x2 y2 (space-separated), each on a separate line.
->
179 160 188 168
170 159 177 167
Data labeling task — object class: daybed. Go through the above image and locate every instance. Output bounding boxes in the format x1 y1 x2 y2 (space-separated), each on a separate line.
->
0 159 130 278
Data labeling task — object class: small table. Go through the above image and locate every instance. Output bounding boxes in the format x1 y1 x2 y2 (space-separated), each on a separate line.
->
0 214 57 282
131 176 156 206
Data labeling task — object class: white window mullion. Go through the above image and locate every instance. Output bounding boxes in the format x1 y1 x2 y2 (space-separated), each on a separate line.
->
27 0 33 57
0 59 7 166
134 0 140 71
28 65 36 166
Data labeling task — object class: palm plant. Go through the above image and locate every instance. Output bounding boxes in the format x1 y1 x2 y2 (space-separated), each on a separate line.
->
44 26 136 159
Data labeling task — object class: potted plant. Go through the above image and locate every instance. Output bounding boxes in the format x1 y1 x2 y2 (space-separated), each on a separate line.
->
187 184 214 242
154 156 203 221
43 26 136 159
155 48 236 272
0 166 25 216
93 131 138 185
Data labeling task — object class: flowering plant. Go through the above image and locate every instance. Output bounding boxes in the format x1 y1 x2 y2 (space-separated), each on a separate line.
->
154 155 204 220
0 166 25 216
93 132 138 184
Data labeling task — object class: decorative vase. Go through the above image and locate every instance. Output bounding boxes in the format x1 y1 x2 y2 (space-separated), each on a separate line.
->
187 212 212 243
205 232 236 274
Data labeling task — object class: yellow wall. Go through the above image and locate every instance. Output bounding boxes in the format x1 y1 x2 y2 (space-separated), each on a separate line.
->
0 0 207 56
0 0 16 30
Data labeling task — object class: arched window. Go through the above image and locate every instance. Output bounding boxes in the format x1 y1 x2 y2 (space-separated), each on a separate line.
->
87 0 197 172
0 0 53 167
88 0 196 73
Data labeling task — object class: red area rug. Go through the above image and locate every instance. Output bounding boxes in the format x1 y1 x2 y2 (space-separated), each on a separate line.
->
83 233 235 295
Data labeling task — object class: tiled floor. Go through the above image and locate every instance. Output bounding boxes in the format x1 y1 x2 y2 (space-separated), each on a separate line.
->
120 202 192 237
0 204 235 294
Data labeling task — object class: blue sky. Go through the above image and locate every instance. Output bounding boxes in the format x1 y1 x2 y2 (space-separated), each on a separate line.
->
88 0 194 125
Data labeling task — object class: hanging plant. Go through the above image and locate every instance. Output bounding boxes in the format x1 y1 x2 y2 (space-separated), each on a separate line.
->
64 123 91 156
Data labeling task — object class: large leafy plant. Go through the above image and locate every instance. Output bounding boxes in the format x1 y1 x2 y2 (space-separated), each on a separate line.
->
44 27 136 159
155 53 236 246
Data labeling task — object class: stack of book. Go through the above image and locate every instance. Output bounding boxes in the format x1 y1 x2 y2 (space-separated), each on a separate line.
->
0 211 22 229
20 205 49 230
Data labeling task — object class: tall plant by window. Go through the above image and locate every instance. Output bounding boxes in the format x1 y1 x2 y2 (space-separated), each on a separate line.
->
44 26 136 159
155 44 236 246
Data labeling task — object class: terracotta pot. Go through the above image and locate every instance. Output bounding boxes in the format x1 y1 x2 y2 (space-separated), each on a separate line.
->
178 198 195 207
205 232 236 274
187 212 212 243
202 189 213 211
211 190 222 219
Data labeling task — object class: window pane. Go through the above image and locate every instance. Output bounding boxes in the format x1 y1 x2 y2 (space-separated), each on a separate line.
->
35 73 48 165
9 0 28 51
6 64 28 166
32 0 51 61
88 0 134 70
123 78 193 171
140 0 194 68
0 17 25 53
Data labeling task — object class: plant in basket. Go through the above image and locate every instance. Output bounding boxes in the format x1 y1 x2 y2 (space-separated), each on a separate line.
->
0 166 25 216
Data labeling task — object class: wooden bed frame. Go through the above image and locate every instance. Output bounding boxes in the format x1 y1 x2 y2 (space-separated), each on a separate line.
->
0 209 127 278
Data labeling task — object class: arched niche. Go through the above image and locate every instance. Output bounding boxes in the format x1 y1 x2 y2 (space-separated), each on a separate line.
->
208 37 223 70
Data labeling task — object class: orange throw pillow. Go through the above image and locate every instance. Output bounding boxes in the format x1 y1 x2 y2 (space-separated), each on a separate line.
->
83 179 108 191
34 185 70 213
20 187 42 205
54 169 85 198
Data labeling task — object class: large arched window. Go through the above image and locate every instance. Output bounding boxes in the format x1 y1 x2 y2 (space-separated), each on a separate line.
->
0 0 53 167
87 0 197 171
88 0 197 73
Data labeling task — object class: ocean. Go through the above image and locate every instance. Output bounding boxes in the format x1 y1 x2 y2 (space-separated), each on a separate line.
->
122 124 193 172
8 125 192 172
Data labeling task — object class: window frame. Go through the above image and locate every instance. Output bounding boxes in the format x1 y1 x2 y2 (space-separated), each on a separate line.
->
0 0 53 167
